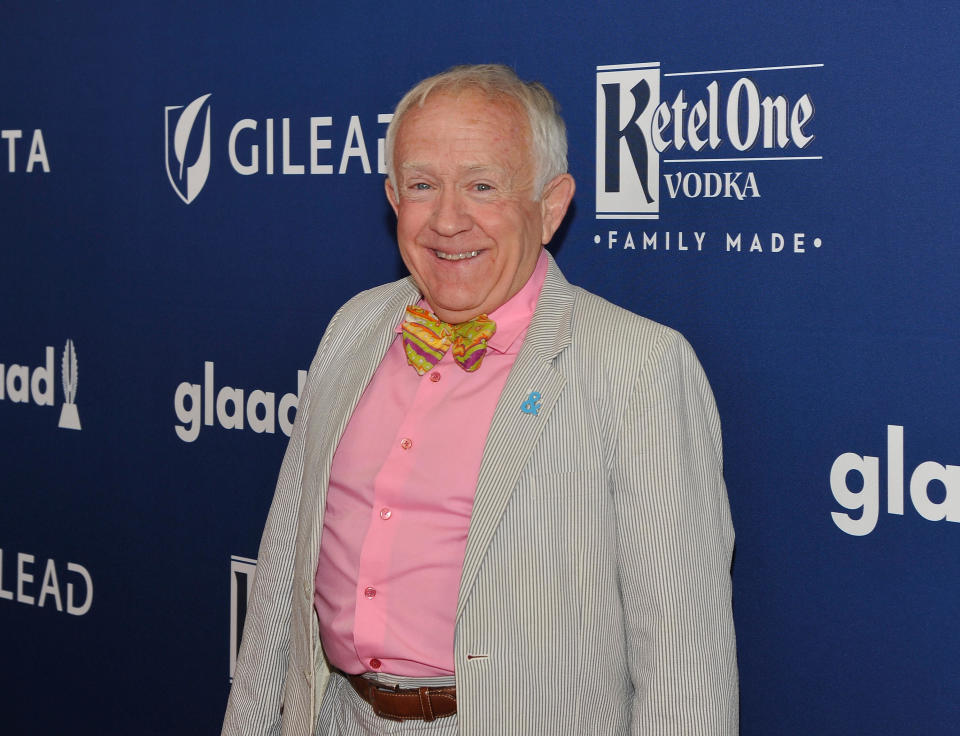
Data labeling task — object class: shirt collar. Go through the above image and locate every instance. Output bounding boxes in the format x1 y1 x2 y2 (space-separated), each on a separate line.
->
484 249 548 354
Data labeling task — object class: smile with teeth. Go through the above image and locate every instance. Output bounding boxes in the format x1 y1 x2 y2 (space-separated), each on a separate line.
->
435 249 480 261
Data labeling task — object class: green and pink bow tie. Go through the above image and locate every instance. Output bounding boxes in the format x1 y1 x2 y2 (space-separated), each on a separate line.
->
401 306 497 375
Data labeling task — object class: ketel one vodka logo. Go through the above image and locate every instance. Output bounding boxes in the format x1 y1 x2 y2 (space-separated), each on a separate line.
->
596 62 820 219
165 93 212 204
0 340 81 430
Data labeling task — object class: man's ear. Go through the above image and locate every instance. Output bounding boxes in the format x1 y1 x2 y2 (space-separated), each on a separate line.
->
385 178 400 216
539 173 575 244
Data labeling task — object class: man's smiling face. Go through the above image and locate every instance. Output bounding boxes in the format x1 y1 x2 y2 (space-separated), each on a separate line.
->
386 89 557 324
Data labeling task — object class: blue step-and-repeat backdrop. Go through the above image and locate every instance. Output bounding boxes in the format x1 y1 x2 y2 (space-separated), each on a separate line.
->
2 2 958 733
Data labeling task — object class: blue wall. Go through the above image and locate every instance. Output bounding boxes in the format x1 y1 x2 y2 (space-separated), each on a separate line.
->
2 2 958 733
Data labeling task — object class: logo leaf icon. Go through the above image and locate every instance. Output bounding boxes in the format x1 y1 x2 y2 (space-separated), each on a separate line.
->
174 93 212 179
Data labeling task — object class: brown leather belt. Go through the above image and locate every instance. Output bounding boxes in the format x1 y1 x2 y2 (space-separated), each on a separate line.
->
343 672 457 721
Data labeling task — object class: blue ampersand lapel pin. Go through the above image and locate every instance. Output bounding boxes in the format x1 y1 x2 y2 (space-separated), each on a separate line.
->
521 391 542 416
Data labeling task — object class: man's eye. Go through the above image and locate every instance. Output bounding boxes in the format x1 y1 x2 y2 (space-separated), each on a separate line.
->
412 182 431 190
475 183 492 192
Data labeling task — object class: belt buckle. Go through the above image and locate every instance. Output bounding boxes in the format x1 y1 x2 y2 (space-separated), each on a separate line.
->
367 680 405 722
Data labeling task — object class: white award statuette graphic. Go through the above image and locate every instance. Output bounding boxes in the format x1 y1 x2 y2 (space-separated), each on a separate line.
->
58 339 81 430
165 93 212 204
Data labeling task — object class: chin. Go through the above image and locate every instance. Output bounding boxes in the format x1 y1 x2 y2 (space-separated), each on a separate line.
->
432 298 483 317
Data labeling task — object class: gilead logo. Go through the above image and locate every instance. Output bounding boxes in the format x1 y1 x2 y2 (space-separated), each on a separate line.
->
164 92 394 204
830 425 959 536
0 548 93 616
173 361 306 442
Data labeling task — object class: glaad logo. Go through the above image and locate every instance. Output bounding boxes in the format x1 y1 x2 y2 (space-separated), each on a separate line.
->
830 425 959 536
0 340 81 430
596 62 820 219
165 93 213 204
229 555 256 680
0 547 93 616
174 360 306 442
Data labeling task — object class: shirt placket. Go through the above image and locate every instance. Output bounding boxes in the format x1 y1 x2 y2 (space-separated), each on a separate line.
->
351 354 455 671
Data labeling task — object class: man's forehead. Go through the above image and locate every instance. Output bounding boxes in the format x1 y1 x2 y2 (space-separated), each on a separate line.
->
398 90 529 140
398 161 509 174
417 86 524 116
394 93 532 171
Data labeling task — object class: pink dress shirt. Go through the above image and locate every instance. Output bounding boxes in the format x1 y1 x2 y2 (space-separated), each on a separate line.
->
314 251 548 677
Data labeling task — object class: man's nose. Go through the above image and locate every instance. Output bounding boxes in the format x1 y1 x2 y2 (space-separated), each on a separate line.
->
430 187 471 236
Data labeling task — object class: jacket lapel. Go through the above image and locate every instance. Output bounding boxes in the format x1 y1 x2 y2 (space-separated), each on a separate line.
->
301 278 422 557
456 255 574 620
319 280 421 464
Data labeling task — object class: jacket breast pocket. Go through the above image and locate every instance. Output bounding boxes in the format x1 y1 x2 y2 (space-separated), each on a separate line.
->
517 465 608 500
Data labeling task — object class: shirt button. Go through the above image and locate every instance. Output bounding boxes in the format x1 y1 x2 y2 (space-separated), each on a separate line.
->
364 586 377 599
399 438 413 450
429 371 441 382
379 507 392 520
369 658 381 669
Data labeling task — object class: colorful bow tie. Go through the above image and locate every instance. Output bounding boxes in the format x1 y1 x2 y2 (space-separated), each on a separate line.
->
401 306 497 375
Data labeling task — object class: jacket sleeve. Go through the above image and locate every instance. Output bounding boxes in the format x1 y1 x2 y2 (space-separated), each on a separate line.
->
221 312 342 736
611 328 739 734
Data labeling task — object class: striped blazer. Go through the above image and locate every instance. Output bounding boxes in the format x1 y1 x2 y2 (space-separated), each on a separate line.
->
223 254 738 735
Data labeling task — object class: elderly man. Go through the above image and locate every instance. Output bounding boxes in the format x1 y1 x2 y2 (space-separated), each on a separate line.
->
223 64 737 735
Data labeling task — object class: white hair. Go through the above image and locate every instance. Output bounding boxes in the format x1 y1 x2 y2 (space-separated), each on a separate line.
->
384 64 568 199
